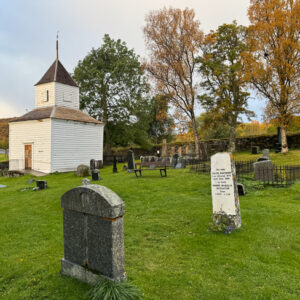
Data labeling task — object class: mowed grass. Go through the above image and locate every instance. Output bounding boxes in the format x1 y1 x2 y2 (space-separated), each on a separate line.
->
0 156 300 299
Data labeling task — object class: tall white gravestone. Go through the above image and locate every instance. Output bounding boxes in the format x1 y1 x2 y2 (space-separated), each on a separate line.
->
211 153 241 229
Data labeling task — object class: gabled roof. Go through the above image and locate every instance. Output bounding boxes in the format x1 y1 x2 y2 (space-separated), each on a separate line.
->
35 59 78 87
9 106 103 125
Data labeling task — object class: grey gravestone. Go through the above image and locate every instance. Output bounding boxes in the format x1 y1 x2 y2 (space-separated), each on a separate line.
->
90 159 96 171
254 160 274 182
171 154 179 168
113 156 118 173
61 184 126 283
237 183 246 196
96 160 103 169
175 157 186 169
262 149 270 159
36 180 47 189
76 165 90 177
92 170 100 181
211 153 241 229
252 146 260 154
127 150 135 172
175 163 182 169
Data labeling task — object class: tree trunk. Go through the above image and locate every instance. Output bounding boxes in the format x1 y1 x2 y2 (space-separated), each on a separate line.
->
228 125 236 153
281 127 288 154
191 115 200 158
104 125 112 155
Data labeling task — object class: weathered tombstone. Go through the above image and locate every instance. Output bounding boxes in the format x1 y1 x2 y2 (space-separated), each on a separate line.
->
76 165 90 177
61 184 126 283
113 155 118 173
36 180 47 190
92 170 100 181
171 153 179 168
95 160 103 169
161 139 167 157
175 157 186 169
237 183 246 196
90 159 96 171
262 149 270 159
127 150 135 172
254 160 274 182
251 146 260 154
211 153 241 229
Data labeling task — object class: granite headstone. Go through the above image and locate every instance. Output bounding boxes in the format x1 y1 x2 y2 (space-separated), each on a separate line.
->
254 160 274 182
127 150 135 172
113 155 118 173
61 184 126 283
211 153 241 229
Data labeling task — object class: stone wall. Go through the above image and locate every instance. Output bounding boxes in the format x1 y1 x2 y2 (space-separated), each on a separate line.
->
105 132 300 160
161 133 300 158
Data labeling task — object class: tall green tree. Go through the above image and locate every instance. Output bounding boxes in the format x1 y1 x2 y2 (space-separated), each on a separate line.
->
198 22 254 152
192 112 231 140
73 34 152 153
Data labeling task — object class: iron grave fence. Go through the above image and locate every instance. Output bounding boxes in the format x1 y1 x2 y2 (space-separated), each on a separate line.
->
190 160 300 187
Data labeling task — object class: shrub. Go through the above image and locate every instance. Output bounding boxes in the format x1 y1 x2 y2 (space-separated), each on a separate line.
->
87 277 143 300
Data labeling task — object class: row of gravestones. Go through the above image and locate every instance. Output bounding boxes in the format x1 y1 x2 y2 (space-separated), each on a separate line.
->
252 126 282 154
139 155 187 169
61 151 243 285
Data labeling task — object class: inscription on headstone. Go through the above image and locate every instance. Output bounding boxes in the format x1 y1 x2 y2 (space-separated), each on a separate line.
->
211 153 241 229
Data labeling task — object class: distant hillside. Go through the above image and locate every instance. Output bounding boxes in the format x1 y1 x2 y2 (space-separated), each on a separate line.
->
0 118 17 141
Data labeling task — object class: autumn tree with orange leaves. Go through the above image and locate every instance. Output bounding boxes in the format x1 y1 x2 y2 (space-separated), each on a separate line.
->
245 0 300 153
143 7 204 157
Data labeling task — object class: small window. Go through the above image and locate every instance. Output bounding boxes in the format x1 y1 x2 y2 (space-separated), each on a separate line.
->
46 90 49 102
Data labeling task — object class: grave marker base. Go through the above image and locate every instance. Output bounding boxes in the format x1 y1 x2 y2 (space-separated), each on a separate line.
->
212 213 241 229
61 258 101 285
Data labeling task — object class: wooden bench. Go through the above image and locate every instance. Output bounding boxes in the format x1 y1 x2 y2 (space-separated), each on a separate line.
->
134 162 170 177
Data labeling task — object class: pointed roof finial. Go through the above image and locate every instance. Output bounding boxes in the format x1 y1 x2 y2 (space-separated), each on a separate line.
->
56 31 59 61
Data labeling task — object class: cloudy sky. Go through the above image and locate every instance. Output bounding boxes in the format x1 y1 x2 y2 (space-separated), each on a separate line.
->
0 0 265 119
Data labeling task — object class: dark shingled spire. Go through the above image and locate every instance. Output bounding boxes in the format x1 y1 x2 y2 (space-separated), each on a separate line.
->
35 38 78 87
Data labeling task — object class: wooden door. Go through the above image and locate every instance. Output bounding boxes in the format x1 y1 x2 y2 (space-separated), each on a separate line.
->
25 145 32 170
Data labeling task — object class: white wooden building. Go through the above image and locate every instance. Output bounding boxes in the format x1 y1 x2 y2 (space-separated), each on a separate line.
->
9 47 104 173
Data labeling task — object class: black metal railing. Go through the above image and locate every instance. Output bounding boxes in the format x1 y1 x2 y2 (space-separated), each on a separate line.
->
190 159 300 187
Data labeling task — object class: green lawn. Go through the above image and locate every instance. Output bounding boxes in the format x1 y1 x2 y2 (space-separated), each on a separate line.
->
0 159 300 299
